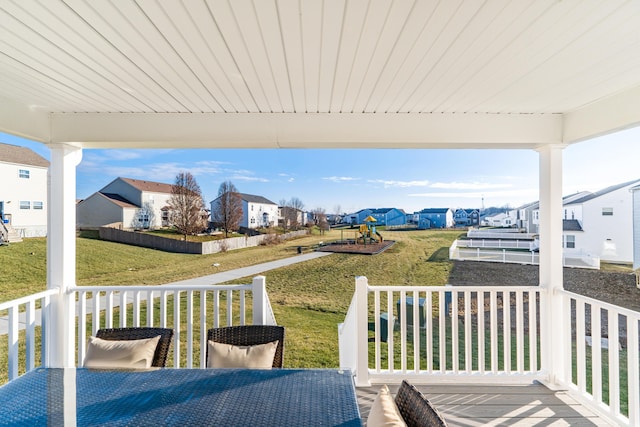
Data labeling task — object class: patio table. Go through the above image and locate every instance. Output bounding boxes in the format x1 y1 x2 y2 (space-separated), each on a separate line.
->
0 368 361 426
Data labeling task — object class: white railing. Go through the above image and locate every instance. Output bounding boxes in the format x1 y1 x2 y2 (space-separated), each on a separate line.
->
0 289 57 381
450 246 600 269
561 290 640 426
340 277 543 387
467 229 536 239
1 276 275 382
456 238 534 250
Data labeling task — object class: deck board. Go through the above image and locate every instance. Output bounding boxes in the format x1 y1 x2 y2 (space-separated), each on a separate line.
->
356 383 613 426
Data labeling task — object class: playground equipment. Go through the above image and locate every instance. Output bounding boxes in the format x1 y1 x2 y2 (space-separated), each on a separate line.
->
358 216 383 244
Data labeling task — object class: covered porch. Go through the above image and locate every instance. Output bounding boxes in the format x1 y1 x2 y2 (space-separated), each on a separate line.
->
1 1 640 425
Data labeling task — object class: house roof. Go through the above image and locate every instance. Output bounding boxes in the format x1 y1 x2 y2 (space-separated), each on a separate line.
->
1 2 639 150
370 208 396 214
565 179 640 205
0 142 49 168
99 192 139 209
418 208 451 214
239 193 276 205
562 219 583 232
119 177 174 194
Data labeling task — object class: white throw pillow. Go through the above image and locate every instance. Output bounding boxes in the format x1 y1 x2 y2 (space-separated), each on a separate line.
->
83 335 161 369
207 340 278 369
367 385 407 427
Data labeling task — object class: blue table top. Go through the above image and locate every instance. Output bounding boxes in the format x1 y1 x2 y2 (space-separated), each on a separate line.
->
0 368 361 426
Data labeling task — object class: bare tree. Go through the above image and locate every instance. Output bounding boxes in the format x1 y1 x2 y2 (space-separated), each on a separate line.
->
212 181 242 237
168 172 208 240
312 207 330 235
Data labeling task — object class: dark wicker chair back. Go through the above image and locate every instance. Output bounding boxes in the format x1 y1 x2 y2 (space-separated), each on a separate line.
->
206 325 285 368
95 327 174 368
395 380 448 427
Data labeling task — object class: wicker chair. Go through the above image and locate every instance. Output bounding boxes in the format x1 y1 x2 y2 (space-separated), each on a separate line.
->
395 380 448 427
206 325 285 368
95 327 174 368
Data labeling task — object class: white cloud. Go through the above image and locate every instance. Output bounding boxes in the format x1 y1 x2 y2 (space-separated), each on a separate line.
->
323 176 359 183
408 188 538 199
288 178 295 182
429 181 513 190
368 179 430 188
230 174 269 183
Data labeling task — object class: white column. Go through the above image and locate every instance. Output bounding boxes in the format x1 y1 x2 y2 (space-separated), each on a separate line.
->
47 143 82 368
537 144 566 387
252 275 267 325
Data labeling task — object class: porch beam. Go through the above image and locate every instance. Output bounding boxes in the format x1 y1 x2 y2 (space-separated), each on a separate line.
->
563 84 640 144
47 112 562 149
537 144 566 387
47 143 82 368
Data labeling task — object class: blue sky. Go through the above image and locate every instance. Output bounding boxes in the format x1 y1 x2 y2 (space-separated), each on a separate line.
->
3 127 639 214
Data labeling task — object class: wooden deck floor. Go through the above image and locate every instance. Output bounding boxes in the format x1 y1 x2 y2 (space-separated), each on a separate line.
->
356 382 613 426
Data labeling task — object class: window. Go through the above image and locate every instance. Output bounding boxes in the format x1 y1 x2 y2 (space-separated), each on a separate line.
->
33 201 43 210
19 169 30 178
20 201 30 209
602 207 613 216
565 235 575 249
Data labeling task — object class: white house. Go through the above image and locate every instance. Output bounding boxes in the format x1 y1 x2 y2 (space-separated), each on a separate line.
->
559 179 640 264
482 210 517 228
0 142 49 238
211 193 278 230
77 177 174 229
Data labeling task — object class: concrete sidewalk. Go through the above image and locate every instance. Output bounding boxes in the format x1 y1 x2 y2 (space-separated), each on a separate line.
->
0 251 333 335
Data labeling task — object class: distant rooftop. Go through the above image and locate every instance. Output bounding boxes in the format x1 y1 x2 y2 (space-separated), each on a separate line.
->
0 142 49 168
119 177 174 194
239 193 277 205
562 219 583 232
566 179 640 205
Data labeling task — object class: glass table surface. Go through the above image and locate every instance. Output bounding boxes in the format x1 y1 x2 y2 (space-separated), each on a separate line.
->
0 368 361 426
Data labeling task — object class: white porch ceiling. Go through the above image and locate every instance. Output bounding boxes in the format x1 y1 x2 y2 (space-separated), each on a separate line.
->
1 0 639 149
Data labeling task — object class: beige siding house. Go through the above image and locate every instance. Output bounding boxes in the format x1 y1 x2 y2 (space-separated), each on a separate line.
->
77 177 173 229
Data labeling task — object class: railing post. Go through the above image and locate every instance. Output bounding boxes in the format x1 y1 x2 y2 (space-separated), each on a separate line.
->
252 276 267 325
354 276 370 386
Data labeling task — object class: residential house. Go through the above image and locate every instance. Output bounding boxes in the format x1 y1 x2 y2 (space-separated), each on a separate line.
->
77 177 174 229
0 142 49 238
632 185 640 270
278 206 307 229
343 209 372 225
368 208 406 226
415 208 454 229
559 179 640 263
482 210 517 228
453 208 480 227
211 193 278 230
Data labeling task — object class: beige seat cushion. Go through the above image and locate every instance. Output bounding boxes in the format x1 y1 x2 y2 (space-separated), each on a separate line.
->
367 385 407 427
83 335 161 369
207 340 278 369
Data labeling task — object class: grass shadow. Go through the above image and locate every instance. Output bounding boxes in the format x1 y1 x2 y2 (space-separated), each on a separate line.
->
428 247 450 262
